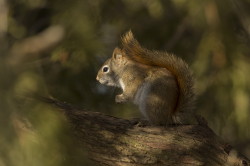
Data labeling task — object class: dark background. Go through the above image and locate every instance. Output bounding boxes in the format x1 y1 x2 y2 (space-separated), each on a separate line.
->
0 0 250 165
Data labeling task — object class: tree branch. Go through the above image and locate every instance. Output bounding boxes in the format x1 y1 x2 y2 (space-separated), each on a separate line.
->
37 97 250 166
7 25 64 66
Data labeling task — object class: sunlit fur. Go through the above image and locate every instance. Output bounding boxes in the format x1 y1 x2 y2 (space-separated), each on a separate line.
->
121 31 196 114
97 31 196 125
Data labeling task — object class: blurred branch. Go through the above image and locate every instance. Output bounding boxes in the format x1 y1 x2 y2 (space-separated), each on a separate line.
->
33 97 250 166
231 0 250 37
0 0 8 38
11 113 38 145
165 17 188 50
7 25 64 66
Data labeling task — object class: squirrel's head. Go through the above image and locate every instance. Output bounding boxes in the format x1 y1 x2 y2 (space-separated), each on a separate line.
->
96 47 129 87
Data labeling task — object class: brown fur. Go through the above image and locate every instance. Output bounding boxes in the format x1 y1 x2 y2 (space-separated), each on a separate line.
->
121 31 195 114
96 31 196 125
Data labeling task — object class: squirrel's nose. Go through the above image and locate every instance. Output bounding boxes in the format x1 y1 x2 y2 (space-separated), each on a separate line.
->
96 76 99 81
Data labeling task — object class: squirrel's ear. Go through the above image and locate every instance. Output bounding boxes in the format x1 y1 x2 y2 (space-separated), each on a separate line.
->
112 47 124 61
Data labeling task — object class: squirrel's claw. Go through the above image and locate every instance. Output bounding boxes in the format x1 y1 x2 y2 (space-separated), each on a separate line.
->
115 94 128 103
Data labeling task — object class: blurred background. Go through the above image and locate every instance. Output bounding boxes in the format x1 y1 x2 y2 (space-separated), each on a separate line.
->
0 0 250 165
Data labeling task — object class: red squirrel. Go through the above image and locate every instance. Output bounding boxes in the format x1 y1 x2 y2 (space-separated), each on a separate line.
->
96 31 196 125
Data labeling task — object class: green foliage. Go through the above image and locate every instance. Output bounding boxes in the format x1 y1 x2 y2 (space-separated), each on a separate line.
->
1 0 250 165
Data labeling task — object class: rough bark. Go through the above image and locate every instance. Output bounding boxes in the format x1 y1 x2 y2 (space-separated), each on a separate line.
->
39 97 250 166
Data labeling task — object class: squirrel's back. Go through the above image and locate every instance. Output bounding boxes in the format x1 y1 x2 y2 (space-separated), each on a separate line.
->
121 31 195 115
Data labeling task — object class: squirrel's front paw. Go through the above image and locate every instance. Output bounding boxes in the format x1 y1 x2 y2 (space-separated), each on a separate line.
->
115 94 128 103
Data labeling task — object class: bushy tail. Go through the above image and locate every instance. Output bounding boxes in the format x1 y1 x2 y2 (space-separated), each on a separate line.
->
121 31 195 114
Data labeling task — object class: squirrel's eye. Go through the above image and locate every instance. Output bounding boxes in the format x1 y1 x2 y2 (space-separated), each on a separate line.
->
102 66 109 73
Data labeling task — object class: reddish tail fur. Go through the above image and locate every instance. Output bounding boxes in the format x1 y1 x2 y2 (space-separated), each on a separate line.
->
121 31 195 114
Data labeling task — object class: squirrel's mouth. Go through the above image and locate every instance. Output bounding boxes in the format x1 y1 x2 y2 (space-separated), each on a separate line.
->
98 79 106 84
98 79 107 85
99 79 115 87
